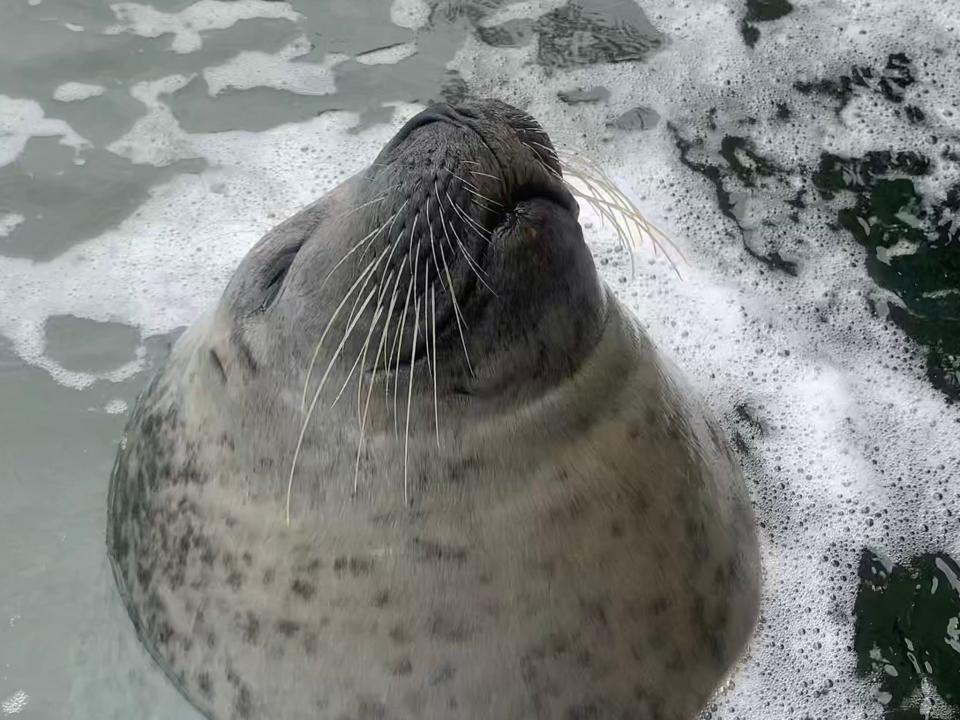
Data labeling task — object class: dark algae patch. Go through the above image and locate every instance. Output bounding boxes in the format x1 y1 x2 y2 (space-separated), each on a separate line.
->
812 152 960 401
795 52 918 114
855 550 960 716
477 0 665 70
740 0 793 48
671 124 799 276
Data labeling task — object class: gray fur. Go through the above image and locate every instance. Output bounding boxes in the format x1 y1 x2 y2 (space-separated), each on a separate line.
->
107 99 760 720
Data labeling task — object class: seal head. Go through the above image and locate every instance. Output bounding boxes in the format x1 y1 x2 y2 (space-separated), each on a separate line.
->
108 99 760 720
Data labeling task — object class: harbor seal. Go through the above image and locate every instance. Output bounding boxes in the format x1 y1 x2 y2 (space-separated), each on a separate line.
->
107 99 760 720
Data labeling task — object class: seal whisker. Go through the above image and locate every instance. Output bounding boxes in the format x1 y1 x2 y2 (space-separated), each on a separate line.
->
403 294 421 505
354 260 406 495
287 281 379 525
301 243 391 413
435 218 475 377
556 149 684 277
466 169 503 183
318 205 402 292
389 241 417 433
422 262 433 377
443 168 504 208
430 285 439 449
331 186 399 219
332 268 394 409
435 183 497 296
449 217 497 296
446 192 493 243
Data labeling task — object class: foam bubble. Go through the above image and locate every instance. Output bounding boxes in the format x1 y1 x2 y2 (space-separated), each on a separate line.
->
0 690 28 715
389 0 429 30
203 37 347 96
104 398 128 415
52 82 106 103
0 95 89 167
355 42 417 66
103 0 301 54
0 213 25 238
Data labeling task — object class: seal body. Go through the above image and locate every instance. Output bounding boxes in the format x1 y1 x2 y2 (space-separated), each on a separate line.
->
108 100 760 720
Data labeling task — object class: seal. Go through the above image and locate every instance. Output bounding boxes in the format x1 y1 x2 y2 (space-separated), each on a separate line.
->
107 99 760 720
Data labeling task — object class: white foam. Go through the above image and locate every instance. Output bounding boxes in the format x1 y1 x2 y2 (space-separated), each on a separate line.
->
388 0 429 30
355 42 417 66
104 0 300 54
104 398 128 415
0 213 25 238
0 691 28 716
0 95 89 168
52 82 106 103
106 74 196 166
203 37 347 96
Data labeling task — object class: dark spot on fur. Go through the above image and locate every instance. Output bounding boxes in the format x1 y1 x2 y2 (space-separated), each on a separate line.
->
392 656 413 676
580 599 609 628
566 703 600 720
373 589 390 607
650 596 669 615
197 671 212 698
293 557 322 574
241 612 260 643
610 520 624 538
241 552 252 566
548 493 590 525
206 631 216 648
546 632 569 655
389 623 411 644
199 543 216 567
275 619 300 637
412 537 468 564
666 649 685 672
357 700 387 720
291 578 316 599
333 555 374 577
263 568 275 585
226 571 245 590
431 663 456 685
430 614 471 642
236 684 252 719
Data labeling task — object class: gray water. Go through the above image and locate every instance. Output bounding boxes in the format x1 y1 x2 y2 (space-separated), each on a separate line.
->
2 0 959 718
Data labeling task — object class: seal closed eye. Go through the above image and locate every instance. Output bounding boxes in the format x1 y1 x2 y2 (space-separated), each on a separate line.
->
107 98 760 720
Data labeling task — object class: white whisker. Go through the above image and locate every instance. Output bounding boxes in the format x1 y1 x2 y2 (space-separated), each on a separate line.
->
403 295 420 505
